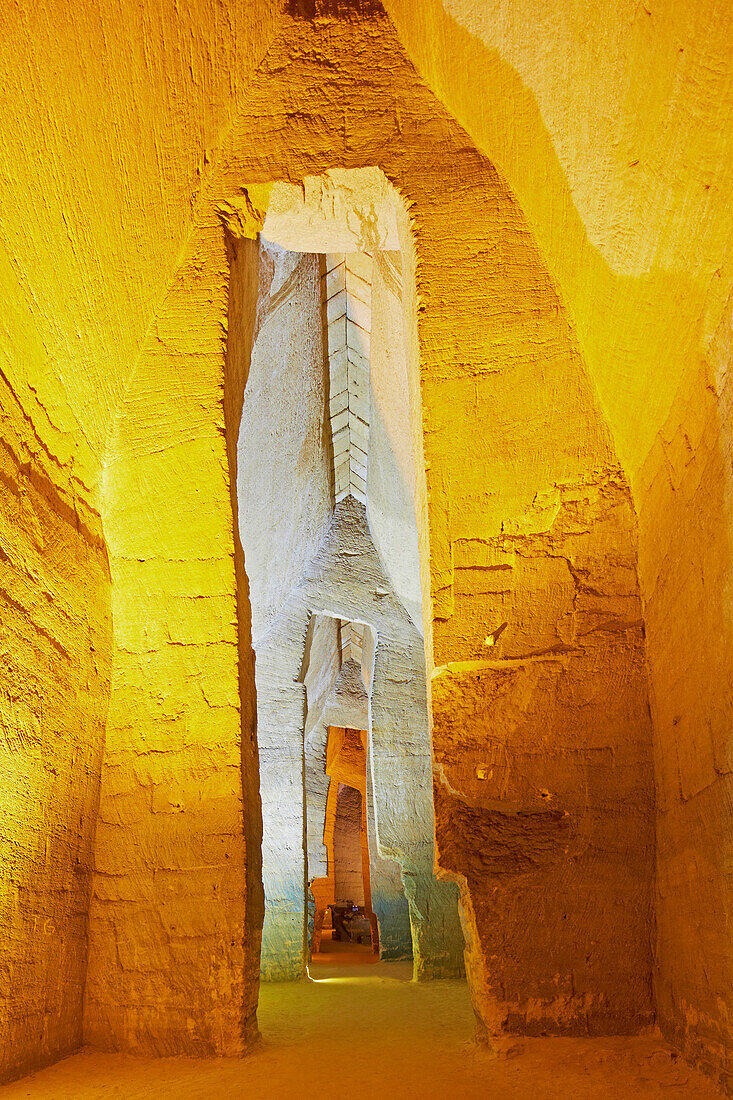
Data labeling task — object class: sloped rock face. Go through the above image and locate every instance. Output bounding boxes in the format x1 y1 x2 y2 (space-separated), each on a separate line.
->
0 374 112 1082
432 471 655 1038
642 301 733 1088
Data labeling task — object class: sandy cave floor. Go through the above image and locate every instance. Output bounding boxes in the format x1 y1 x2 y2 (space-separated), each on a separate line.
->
0 962 723 1099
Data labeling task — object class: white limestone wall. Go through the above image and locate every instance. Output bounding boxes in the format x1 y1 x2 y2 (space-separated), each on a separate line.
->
237 242 331 979
301 613 342 741
367 249 423 634
365 743 413 961
238 241 332 645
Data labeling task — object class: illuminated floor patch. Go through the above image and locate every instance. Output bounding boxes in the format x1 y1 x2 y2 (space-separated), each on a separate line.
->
0 965 719 1099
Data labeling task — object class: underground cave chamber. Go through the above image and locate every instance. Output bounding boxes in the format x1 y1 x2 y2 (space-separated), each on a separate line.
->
4 1 733 1092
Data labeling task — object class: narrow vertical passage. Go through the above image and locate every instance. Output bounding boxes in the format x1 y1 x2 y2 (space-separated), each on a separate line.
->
238 172 465 984
321 243 464 977
309 723 378 967
303 614 412 966
237 242 333 982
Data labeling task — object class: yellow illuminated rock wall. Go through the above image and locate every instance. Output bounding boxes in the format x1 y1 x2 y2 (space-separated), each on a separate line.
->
1 0 732 1088
0 372 112 1082
0 0 281 498
432 472 654 1036
0 0 278 1075
380 0 733 1080
641 304 733 1081
84 226 262 1054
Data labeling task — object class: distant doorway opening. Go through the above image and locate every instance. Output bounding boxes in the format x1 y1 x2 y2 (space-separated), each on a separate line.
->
310 727 379 968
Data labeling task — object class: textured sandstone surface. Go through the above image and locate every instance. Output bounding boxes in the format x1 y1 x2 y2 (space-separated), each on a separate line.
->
1 0 733 1092
378 0 733 1082
217 6 654 1037
432 472 655 1037
84 227 259 1056
645 297 733 1082
0 373 111 1081
0 0 280 1077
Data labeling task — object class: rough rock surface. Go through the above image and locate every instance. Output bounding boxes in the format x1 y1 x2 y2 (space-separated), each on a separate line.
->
0 374 111 1081
2 0 733 1091
84 229 259 1056
432 471 655 1036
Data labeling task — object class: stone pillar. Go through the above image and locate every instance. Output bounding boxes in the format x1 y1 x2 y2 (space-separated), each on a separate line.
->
365 757 413 961
256 641 308 981
369 636 464 977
